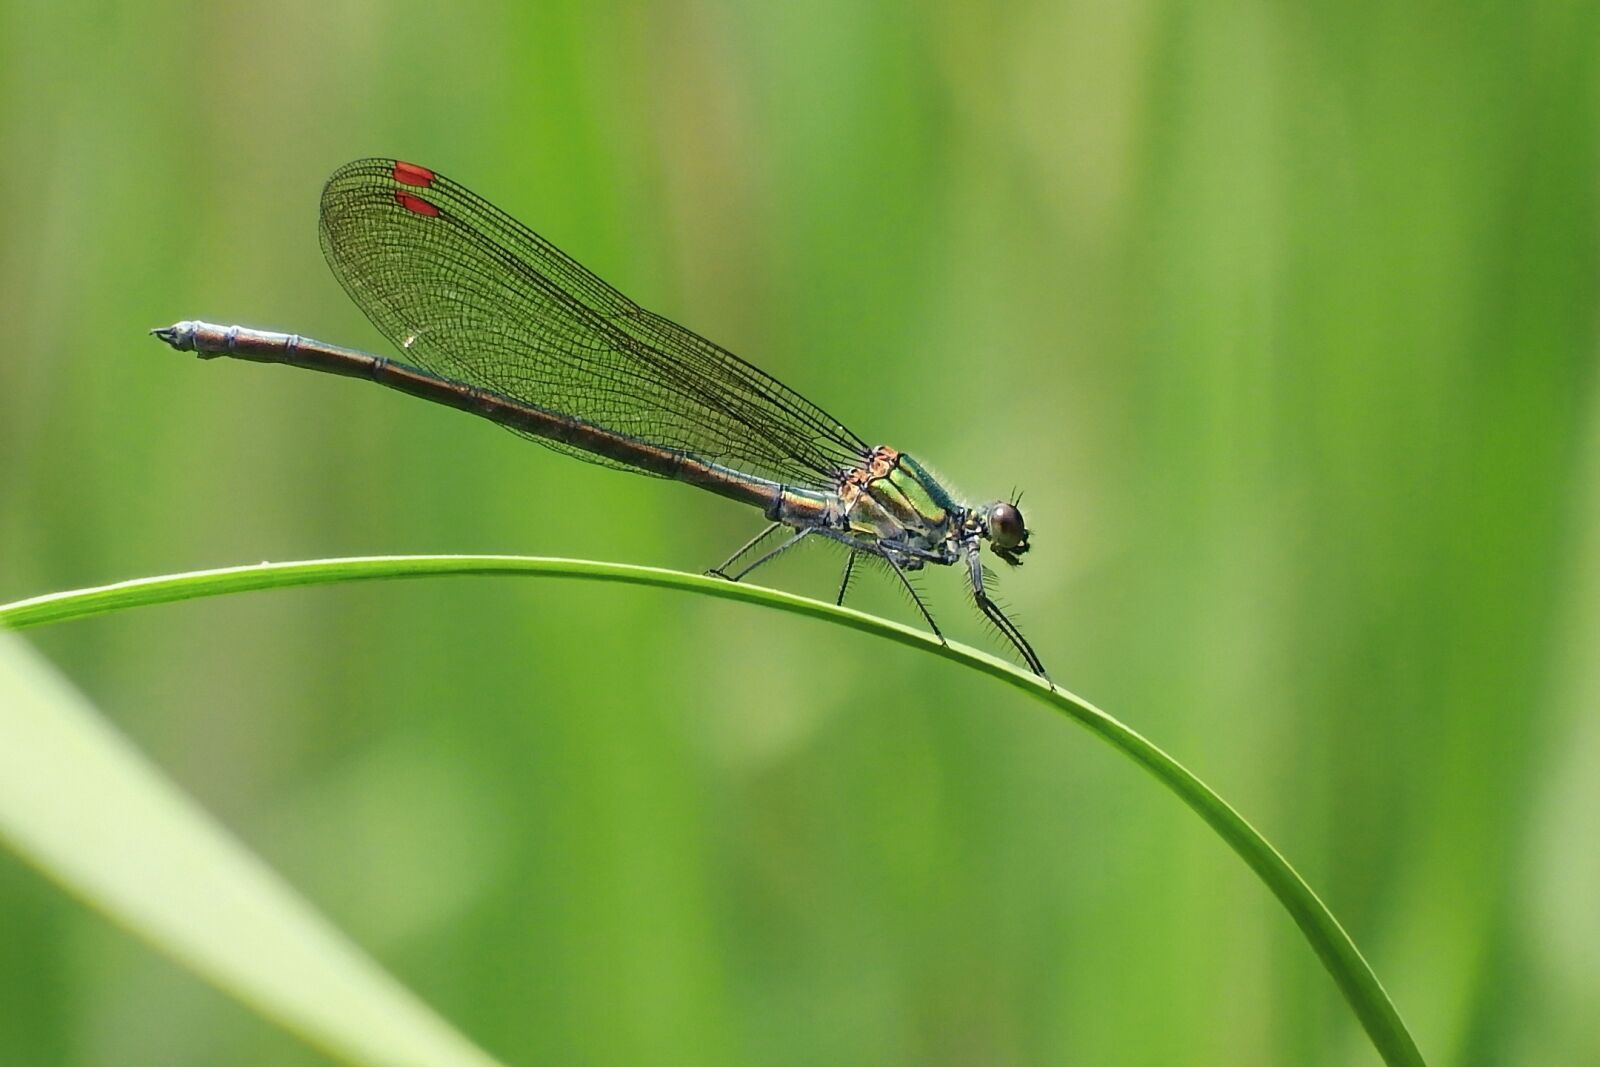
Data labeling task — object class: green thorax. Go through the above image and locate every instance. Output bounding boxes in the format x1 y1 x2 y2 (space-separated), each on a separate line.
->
842 449 963 549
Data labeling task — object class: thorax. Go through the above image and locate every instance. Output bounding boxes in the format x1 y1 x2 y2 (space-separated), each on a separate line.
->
836 446 963 551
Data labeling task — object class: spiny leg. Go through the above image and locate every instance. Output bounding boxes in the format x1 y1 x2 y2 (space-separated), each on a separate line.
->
724 527 814 583
810 528 943 641
876 548 945 643
835 551 858 606
888 561 944 642
707 522 783 579
975 589 1047 679
964 545 1049 679
857 543 940 643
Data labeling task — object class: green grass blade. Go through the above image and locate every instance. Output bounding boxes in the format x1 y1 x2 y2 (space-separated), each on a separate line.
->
0 632 506 1067
0 555 1425 1066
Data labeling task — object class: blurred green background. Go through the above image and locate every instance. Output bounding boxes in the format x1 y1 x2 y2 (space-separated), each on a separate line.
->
2 1 1596 1064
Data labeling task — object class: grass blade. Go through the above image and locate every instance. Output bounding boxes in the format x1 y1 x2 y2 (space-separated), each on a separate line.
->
0 556 1425 1065
0 634 506 1067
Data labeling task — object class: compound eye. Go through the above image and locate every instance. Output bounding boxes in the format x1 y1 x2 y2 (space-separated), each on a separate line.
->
986 502 1026 549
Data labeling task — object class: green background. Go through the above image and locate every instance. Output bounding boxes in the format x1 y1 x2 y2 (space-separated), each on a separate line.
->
2 1 1596 1063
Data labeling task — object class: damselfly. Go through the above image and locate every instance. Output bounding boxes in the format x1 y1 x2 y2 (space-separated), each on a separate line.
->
153 159 1047 676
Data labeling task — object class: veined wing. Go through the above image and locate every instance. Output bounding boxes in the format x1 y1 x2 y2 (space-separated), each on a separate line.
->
318 158 870 485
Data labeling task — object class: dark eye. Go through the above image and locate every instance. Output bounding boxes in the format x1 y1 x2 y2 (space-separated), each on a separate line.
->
986 502 1026 549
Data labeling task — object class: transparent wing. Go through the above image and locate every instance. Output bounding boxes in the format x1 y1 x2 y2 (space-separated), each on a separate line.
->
318 158 870 484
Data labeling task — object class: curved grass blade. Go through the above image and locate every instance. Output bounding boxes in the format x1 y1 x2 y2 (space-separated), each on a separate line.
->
0 556 1425 1066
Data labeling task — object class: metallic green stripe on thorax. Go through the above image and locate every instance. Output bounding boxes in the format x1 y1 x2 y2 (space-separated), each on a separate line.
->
844 450 961 548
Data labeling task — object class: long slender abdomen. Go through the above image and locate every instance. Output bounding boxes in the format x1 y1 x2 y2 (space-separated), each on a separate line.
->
150 320 841 521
